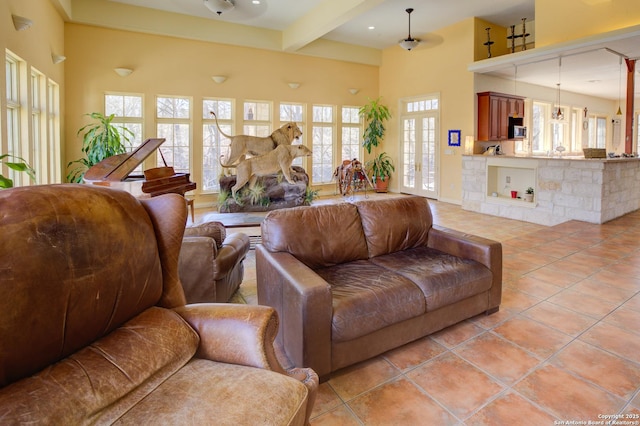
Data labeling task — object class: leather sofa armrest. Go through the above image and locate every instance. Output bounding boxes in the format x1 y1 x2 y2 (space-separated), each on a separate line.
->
427 225 502 309
214 233 250 280
184 221 226 247
256 246 333 380
174 303 285 371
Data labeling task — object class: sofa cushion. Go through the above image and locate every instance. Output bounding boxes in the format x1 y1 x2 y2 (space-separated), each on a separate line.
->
355 197 432 258
261 203 369 269
315 260 426 342
0 185 164 387
370 246 493 311
112 359 309 425
0 307 199 424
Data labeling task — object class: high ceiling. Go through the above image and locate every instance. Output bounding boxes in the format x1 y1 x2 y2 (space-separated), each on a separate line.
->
108 0 535 50
92 1 640 100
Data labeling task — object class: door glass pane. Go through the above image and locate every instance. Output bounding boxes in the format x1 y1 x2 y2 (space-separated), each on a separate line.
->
402 118 416 189
422 117 436 192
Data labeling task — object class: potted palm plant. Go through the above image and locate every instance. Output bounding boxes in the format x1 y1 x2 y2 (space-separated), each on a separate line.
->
0 154 35 189
67 112 132 183
366 152 395 193
359 97 391 155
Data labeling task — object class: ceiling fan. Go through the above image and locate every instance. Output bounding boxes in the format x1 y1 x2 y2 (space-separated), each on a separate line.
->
203 0 267 19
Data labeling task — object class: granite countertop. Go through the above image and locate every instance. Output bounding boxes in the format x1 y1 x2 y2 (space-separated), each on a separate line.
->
464 154 640 162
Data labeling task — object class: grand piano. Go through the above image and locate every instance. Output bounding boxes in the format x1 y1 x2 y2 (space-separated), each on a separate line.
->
83 138 196 198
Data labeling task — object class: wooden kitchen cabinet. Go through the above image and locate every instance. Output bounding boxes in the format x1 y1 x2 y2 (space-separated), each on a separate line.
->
477 91 525 141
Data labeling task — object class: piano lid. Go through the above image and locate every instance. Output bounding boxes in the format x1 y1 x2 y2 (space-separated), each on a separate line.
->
84 138 165 183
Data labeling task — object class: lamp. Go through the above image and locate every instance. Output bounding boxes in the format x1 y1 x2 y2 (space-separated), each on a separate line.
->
348 88 359 95
114 67 133 77
12 15 33 31
513 64 519 118
52 54 66 64
399 8 420 51
616 57 623 115
552 58 564 120
288 82 300 89
212 75 227 84
204 0 234 15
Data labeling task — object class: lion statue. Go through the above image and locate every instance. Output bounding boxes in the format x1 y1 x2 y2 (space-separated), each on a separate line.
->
231 144 312 197
211 111 302 167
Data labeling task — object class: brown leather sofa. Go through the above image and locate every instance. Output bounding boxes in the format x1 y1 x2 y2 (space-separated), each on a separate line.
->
257 196 502 381
0 184 317 425
179 221 250 303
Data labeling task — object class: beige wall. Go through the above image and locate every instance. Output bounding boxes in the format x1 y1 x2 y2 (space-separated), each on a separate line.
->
379 18 475 203
535 0 640 47
1 0 66 163
64 24 379 202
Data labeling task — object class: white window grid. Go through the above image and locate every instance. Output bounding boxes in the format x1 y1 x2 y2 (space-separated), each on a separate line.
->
156 96 192 174
203 98 234 192
312 105 335 184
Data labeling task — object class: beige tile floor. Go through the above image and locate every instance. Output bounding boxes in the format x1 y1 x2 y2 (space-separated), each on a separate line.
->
195 194 640 425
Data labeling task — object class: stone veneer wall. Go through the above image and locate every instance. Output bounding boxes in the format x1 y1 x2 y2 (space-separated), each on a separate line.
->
462 155 640 226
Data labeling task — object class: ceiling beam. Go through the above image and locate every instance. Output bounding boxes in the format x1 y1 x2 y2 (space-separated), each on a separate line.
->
282 0 385 52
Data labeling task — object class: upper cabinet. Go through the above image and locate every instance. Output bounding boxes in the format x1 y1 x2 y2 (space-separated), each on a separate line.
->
477 92 525 141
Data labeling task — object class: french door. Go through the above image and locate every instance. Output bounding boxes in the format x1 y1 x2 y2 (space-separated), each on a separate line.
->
400 112 439 198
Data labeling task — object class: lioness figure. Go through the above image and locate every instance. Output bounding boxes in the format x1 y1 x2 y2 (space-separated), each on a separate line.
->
231 144 312 197
211 111 302 167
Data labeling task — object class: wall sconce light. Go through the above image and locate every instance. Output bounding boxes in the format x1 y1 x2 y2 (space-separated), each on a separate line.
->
288 82 300 89
114 68 133 77
211 75 227 84
52 54 66 64
12 15 33 31
464 136 475 155
349 88 359 95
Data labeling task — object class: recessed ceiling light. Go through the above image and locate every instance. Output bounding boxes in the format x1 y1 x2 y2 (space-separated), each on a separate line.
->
252 0 261 4
368 26 375 30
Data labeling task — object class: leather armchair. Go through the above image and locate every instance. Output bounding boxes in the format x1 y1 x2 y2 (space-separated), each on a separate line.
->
0 184 317 425
179 221 250 303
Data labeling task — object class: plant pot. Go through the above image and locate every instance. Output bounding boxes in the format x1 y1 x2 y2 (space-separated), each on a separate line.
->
374 178 389 193
524 193 534 202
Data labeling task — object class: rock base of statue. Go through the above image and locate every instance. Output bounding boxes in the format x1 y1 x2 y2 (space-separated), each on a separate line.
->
218 166 309 213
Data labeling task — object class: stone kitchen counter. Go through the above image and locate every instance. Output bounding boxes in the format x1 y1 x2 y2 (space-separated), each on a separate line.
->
462 154 640 225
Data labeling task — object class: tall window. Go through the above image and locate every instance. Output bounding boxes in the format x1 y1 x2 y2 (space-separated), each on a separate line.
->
341 106 361 161
243 101 271 137
106 94 143 173
280 103 305 166
203 98 233 192
311 105 334 184
5 51 23 186
31 68 46 184
588 115 607 148
47 79 61 183
156 96 191 173
532 101 569 154
105 94 143 149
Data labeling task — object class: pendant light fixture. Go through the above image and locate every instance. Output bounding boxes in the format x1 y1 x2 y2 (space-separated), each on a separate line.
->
552 57 564 120
616 57 623 115
513 64 519 118
399 8 421 51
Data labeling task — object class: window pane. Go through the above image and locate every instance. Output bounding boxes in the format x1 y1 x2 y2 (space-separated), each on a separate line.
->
280 103 303 122
204 99 232 120
157 97 190 119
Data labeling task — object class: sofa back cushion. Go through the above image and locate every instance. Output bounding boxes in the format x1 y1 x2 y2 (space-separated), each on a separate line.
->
261 203 369 269
0 185 166 387
355 196 433 258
